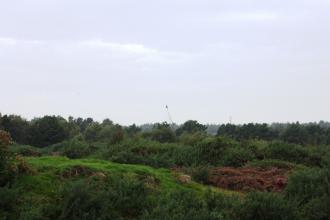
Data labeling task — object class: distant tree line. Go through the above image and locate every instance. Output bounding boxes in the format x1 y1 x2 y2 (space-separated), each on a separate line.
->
1 113 330 147
217 122 330 145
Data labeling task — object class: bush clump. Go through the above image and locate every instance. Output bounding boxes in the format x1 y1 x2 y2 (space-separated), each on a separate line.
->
238 192 299 220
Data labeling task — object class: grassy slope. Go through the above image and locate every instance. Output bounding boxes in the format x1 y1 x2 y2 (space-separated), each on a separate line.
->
12 156 239 214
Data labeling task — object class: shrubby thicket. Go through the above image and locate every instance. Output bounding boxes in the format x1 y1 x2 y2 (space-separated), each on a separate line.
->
1 113 330 219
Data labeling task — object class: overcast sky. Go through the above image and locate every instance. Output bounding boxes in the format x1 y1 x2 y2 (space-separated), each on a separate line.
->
0 0 329 125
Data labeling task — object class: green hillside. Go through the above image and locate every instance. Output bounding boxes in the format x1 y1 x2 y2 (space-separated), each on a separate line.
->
2 156 241 220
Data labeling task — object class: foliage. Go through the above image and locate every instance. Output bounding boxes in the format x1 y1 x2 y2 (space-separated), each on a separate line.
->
218 123 277 141
285 167 330 220
246 159 298 169
0 130 16 186
238 192 299 220
3 113 330 219
105 139 178 167
179 131 207 146
0 115 29 144
221 146 256 167
144 128 176 143
59 177 150 220
28 116 69 147
62 136 91 159
264 141 309 164
190 166 210 184
195 137 238 166
144 190 222 220
176 120 207 136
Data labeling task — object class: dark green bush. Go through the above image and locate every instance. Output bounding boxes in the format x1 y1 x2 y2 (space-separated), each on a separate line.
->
142 190 215 220
246 159 298 169
60 177 151 220
221 147 256 167
238 192 299 220
62 136 91 159
172 145 197 166
0 130 17 186
179 131 207 146
16 147 42 157
264 141 309 164
195 137 238 166
0 186 18 219
105 139 183 167
142 189 236 220
190 166 210 184
285 168 330 220
143 127 176 143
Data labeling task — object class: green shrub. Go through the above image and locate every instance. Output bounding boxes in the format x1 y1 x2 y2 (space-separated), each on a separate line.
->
0 186 18 219
238 192 299 220
143 127 176 143
62 136 90 159
60 177 151 220
264 141 309 164
16 146 42 157
172 145 197 166
285 168 330 219
179 131 207 146
190 166 210 184
242 139 269 159
143 189 241 220
305 145 330 167
195 137 238 166
0 130 17 186
246 159 298 169
105 139 183 167
98 125 124 144
221 147 256 167
142 190 223 220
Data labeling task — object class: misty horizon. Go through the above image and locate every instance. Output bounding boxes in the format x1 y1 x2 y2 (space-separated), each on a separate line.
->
1 0 329 125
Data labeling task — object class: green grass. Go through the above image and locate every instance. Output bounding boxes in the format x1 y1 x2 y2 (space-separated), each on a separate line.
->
5 156 240 218
25 156 238 196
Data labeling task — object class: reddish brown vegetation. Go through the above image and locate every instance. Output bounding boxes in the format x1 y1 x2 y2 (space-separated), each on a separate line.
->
0 130 12 146
207 167 290 192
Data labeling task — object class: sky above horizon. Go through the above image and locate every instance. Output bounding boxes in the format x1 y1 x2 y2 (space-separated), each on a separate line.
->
0 0 329 125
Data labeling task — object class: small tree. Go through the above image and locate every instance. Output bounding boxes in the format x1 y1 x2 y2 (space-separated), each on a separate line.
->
0 130 15 186
176 120 207 136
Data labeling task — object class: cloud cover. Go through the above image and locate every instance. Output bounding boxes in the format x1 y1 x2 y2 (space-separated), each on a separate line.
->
0 0 329 124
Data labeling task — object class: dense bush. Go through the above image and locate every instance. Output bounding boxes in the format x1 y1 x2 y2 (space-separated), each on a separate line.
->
190 166 210 183
14 145 42 157
142 190 210 220
142 122 176 143
176 120 207 136
98 124 125 144
195 137 238 166
0 186 18 219
264 141 309 164
0 130 17 186
105 139 181 167
285 167 330 220
246 159 298 169
172 145 197 166
62 136 91 159
238 192 299 220
59 176 151 220
28 116 69 147
221 147 256 167
179 131 207 146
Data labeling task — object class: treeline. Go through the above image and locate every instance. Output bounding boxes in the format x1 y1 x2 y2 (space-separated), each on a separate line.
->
218 122 330 145
1 113 330 147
